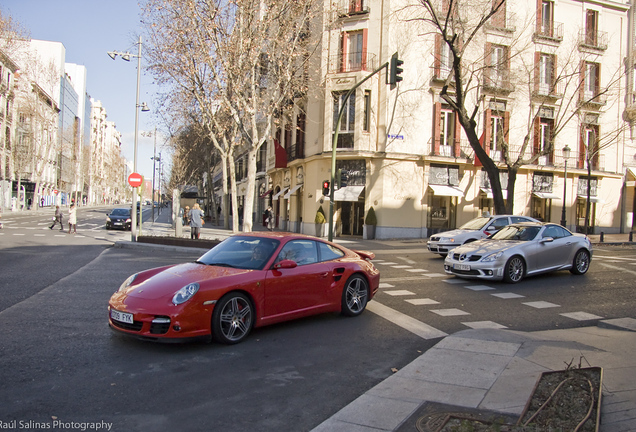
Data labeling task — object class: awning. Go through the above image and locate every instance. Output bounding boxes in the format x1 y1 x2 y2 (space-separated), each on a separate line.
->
259 189 273 198
480 188 508 199
577 194 605 203
429 184 464 197
272 187 288 201
334 185 365 202
627 167 636 181
533 192 561 200
284 185 302 199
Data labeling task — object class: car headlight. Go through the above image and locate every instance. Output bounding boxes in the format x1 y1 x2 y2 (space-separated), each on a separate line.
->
440 238 454 243
106 217 111 222
118 274 137 292
481 251 504 262
172 283 200 305
126 218 131 223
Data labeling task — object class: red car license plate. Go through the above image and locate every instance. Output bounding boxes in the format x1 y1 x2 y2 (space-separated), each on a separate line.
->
111 309 133 324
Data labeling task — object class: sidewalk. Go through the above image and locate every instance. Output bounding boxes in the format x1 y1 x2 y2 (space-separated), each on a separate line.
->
136 210 636 431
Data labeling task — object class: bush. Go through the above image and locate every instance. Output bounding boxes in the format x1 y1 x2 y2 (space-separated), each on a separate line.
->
364 206 377 225
315 206 326 224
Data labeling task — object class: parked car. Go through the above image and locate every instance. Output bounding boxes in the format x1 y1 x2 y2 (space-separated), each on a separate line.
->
105 208 132 230
108 232 380 344
427 215 538 257
444 222 592 283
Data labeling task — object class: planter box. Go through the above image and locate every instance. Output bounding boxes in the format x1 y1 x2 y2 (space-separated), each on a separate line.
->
517 366 602 431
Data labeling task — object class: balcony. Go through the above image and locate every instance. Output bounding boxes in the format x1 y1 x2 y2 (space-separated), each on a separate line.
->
533 21 564 43
430 64 454 85
578 29 608 51
336 0 370 18
579 91 607 109
286 142 305 162
532 80 564 101
328 52 378 74
482 70 514 95
485 12 516 34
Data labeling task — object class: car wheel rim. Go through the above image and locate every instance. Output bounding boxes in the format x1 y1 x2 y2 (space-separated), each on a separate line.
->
576 252 589 272
219 297 252 342
508 258 523 282
346 278 368 313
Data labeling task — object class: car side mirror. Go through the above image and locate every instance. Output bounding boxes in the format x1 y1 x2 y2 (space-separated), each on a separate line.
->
540 237 554 243
274 259 298 270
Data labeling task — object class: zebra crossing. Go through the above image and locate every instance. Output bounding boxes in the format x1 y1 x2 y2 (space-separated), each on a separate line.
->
369 254 636 338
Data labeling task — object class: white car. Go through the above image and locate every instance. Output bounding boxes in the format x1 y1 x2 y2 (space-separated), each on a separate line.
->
427 215 539 257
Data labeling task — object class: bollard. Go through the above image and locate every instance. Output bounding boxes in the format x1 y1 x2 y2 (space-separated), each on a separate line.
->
630 231 633 242
175 217 182 237
600 232 604 242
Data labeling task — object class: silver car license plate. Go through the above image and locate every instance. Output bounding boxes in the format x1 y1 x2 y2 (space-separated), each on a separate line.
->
454 263 470 271
110 309 133 324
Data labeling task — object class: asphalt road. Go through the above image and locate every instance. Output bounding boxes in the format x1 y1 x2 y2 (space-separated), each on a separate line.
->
1 208 635 431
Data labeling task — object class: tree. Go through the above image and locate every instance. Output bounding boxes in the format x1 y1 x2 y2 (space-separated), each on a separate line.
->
142 0 318 232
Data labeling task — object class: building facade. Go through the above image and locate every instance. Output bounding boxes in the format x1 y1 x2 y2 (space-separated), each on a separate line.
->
250 0 635 239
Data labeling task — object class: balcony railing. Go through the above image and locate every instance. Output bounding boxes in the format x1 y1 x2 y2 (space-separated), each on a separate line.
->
579 91 607 108
578 29 608 51
485 12 516 33
328 52 378 74
532 80 565 99
482 70 514 93
286 142 305 162
534 21 564 42
336 0 370 17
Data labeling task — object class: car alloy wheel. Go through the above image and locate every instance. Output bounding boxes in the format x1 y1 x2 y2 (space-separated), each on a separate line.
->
341 274 369 317
504 256 525 284
212 292 254 344
570 250 590 275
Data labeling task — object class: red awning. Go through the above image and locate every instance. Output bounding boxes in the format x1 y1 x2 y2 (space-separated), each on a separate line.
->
260 189 273 198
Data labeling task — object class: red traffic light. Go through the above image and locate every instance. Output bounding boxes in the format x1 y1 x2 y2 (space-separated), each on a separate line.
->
322 180 330 196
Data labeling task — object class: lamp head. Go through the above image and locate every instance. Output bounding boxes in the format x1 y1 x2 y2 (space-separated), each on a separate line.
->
140 102 150 112
107 52 117 60
562 145 571 159
122 53 131 61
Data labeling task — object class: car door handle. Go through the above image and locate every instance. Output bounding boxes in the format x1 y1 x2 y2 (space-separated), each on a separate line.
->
321 272 329 278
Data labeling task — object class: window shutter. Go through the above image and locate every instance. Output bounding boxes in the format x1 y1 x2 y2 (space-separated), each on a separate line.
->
454 112 462 157
579 61 585 102
503 111 510 147
339 32 347 73
533 117 540 156
433 102 441 154
485 43 493 86
578 126 586 169
534 52 541 93
434 34 442 77
536 0 542 32
552 54 557 94
362 29 368 70
595 63 601 97
484 109 492 156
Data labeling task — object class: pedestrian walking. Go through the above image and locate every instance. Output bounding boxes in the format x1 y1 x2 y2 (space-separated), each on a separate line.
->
68 202 77 234
188 203 205 239
50 205 64 231
265 206 274 231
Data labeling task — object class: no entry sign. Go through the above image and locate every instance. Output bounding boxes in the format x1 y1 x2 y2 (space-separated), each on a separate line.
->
128 173 143 188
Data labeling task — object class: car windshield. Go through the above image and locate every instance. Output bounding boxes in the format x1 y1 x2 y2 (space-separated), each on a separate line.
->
110 209 130 216
491 225 541 241
459 217 491 230
196 236 280 270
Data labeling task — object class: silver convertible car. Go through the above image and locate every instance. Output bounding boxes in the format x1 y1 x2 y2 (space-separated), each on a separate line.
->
444 222 592 283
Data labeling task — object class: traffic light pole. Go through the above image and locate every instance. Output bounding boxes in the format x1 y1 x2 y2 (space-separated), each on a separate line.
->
328 61 390 242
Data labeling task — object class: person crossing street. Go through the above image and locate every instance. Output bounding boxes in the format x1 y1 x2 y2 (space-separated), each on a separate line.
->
50 205 64 231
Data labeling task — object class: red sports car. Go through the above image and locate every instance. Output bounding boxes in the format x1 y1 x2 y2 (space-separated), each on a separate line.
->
108 232 380 344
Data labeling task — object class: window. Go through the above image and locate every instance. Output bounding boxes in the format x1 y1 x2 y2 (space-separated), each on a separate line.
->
363 90 371 132
434 34 453 79
440 109 455 148
491 0 507 28
539 0 554 36
538 54 554 94
348 0 367 14
484 108 508 160
583 62 600 101
585 9 598 46
533 117 553 164
277 240 318 266
580 125 599 169
486 44 509 88
333 91 355 148
339 30 368 72
318 242 344 262
490 115 504 153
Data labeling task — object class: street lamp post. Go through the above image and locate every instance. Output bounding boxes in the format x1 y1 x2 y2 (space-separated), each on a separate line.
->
108 36 149 242
560 144 571 227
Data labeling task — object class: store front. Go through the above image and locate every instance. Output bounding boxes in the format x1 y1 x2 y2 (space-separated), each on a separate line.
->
531 172 559 222
576 177 599 234
333 160 366 237
427 164 462 235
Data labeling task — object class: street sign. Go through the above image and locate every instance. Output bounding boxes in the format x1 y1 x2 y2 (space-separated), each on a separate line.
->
53 189 58 194
128 173 143 188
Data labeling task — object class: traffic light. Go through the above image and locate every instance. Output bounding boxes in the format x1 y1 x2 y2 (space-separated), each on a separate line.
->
336 169 349 189
389 52 404 89
322 180 330 196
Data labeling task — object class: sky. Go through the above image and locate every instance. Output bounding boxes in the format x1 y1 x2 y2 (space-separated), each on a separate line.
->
1 0 168 185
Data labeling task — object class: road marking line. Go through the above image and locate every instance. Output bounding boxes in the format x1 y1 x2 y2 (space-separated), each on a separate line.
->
375 262 397 265
523 301 560 309
491 292 525 299
397 257 417 265
384 290 415 296
560 312 603 321
379 283 395 288
599 263 636 276
405 298 440 305
431 308 470 317
391 265 412 269
443 279 466 284
465 285 496 291
462 321 508 330
366 301 448 339
406 269 428 273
